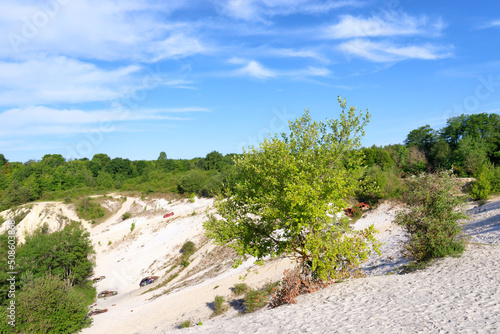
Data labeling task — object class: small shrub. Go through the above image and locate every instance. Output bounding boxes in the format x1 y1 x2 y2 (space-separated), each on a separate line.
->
181 259 190 267
212 295 227 316
395 172 468 262
197 321 203 325
131 222 135 232
192 210 196 216
181 241 196 258
233 283 249 295
122 212 131 220
469 165 492 200
243 281 279 313
76 197 105 220
108 241 112 245
179 320 191 328
189 193 196 203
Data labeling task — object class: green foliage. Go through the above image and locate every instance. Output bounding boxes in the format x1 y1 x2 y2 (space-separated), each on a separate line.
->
1 274 91 333
76 197 105 220
233 283 249 295
469 164 492 200
17 222 95 286
179 320 191 328
131 222 136 232
490 166 500 193
243 282 279 313
395 172 468 262
181 241 196 258
189 193 196 203
452 137 488 176
358 165 402 204
205 99 379 280
404 125 437 158
212 295 227 316
122 212 131 220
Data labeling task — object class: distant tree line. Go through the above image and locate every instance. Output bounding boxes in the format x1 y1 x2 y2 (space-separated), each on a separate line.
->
0 112 499 211
0 151 236 211
359 113 500 202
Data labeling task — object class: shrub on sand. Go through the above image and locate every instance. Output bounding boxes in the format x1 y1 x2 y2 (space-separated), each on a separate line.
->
395 171 468 262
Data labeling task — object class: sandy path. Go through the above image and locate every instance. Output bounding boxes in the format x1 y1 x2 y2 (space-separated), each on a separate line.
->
170 244 500 334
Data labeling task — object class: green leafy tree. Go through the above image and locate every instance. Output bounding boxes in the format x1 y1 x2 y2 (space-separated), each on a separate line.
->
17 222 94 286
404 125 437 158
0 154 7 166
452 137 488 176
395 172 467 261
205 98 379 280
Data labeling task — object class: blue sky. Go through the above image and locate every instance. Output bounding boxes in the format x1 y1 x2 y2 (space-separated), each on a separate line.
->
1 0 499 162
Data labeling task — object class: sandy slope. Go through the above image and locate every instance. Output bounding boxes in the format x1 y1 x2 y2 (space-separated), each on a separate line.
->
175 244 499 334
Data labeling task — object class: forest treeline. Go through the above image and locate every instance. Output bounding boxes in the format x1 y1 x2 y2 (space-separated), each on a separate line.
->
0 150 236 212
1 112 500 211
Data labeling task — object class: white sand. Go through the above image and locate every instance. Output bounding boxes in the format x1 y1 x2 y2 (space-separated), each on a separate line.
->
174 244 499 334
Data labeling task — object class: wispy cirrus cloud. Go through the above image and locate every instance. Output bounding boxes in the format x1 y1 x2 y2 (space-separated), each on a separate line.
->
227 58 331 79
0 56 195 106
478 19 500 29
324 12 444 39
339 39 453 62
217 0 362 21
0 105 211 137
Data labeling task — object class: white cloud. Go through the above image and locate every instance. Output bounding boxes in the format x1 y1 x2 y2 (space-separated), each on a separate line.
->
325 12 442 39
480 19 500 29
0 106 211 137
218 0 361 21
235 60 277 79
0 56 195 106
0 56 142 106
0 0 206 61
228 59 330 79
339 39 452 62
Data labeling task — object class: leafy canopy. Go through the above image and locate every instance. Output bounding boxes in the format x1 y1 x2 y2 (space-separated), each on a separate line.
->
205 97 380 280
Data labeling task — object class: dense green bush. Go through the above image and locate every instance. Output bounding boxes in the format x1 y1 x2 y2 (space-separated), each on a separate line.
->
122 212 131 220
16 222 95 286
233 283 249 295
469 164 492 200
395 172 468 261
181 241 196 258
1 274 91 334
76 197 105 220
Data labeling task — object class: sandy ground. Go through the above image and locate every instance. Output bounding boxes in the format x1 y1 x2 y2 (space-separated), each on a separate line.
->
2 194 499 333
